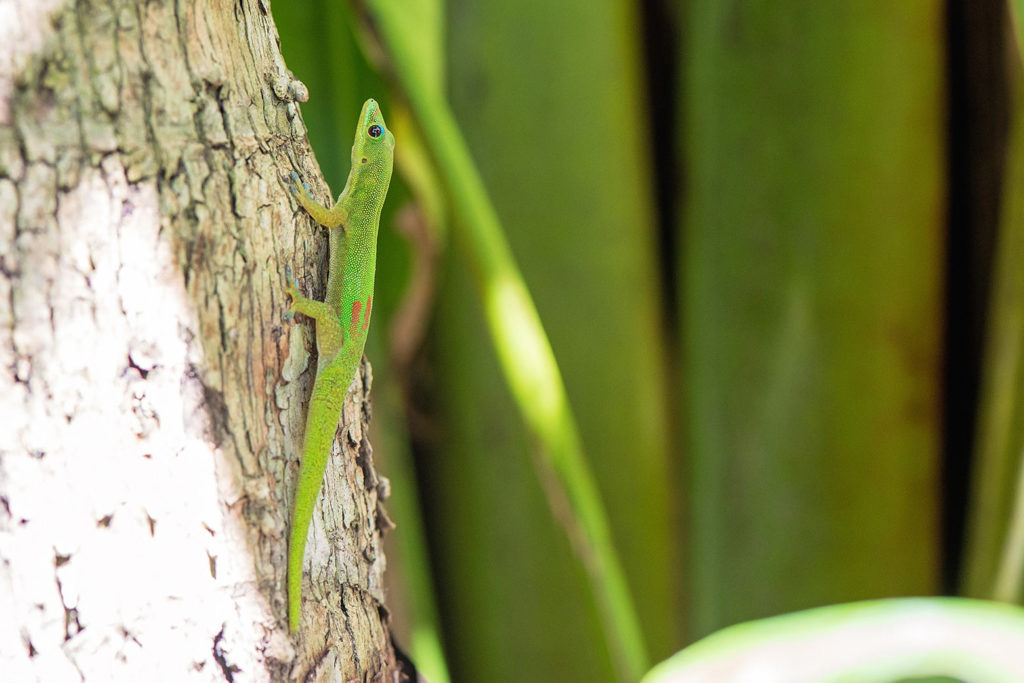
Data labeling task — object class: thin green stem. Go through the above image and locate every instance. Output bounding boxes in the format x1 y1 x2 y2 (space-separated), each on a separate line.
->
355 1 649 678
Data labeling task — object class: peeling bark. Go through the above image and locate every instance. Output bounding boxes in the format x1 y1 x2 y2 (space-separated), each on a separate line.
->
0 0 396 680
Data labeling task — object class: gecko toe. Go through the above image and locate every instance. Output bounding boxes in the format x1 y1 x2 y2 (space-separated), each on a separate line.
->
286 171 315 200
287 171 302 195
284 265 302 294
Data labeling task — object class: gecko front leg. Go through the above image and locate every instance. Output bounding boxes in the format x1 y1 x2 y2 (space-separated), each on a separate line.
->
287 171 349 229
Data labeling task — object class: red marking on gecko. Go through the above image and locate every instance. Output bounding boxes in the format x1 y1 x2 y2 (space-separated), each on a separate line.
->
362 296 372 331
350 300 362 337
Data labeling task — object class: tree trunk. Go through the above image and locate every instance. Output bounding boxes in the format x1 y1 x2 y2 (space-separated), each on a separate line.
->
0 0 397 680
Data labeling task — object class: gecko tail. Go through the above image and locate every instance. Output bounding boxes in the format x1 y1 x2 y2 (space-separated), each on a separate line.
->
287 384 347 632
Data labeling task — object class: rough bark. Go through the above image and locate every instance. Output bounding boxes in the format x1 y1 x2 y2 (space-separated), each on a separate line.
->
0 0 396 680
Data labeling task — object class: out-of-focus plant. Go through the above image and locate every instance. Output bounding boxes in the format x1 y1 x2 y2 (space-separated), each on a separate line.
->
643 598 1024 682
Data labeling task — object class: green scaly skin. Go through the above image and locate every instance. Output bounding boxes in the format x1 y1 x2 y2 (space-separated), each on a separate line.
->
285 98 394 633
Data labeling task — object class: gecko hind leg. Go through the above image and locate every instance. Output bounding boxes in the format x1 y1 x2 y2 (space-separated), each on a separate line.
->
287 171 348 228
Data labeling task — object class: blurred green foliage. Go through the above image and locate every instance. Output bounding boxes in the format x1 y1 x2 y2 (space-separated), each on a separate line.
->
273 0 1024 680
681 1 945 636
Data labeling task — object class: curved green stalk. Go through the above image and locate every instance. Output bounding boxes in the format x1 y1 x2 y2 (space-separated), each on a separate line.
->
962 57 1024 602
642 598 1024 682
352 1 649 678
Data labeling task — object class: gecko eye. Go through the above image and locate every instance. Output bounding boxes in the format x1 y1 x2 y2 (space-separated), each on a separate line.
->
368 124 383 138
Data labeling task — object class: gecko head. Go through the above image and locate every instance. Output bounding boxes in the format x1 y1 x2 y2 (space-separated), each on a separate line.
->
351 98 395 169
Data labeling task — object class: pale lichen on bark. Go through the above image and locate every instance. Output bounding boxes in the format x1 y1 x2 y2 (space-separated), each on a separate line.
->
0 0 396 680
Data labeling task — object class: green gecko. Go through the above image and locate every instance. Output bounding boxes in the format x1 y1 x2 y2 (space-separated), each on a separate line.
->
284 98 394 633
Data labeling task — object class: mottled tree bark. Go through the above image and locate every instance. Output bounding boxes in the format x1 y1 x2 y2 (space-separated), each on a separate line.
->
0 0 396 680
